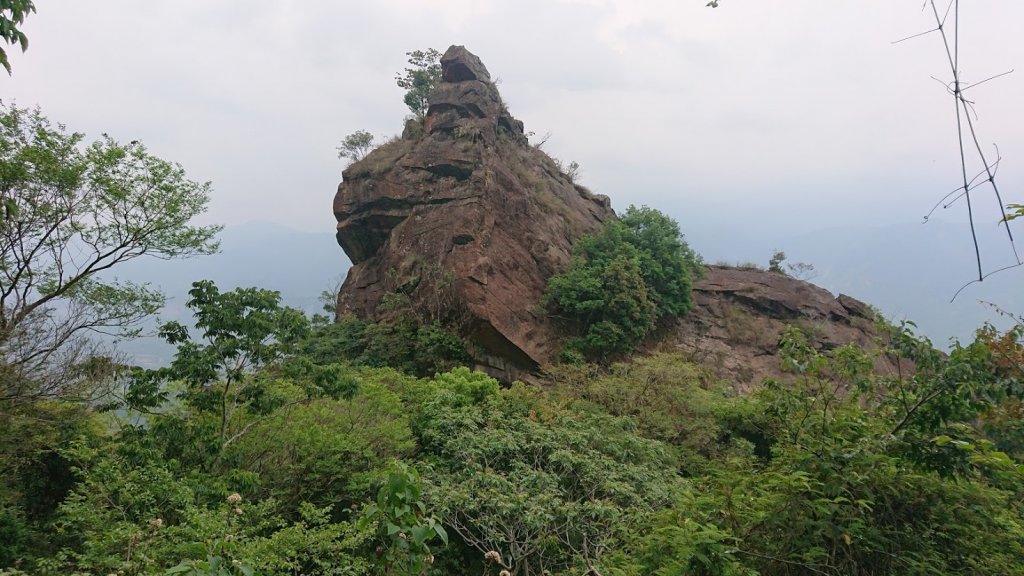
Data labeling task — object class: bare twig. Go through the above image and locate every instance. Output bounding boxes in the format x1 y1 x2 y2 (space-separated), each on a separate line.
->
900 1 1022 299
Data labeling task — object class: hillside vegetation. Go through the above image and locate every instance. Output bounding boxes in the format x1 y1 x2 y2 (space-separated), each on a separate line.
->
2 276 1023 575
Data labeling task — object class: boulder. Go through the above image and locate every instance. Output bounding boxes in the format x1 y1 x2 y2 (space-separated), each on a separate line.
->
440 45 491 83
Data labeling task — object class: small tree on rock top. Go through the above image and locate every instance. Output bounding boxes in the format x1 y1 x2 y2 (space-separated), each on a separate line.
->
337 130 375 164
396 49 442 119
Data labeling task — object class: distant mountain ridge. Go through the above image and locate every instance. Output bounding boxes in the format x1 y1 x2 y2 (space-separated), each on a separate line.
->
777 220 1022 346
106 217 1022 368
107 221 347 367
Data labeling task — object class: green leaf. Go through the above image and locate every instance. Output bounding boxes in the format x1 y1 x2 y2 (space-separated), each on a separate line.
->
165 563 194 575
434 523 449 545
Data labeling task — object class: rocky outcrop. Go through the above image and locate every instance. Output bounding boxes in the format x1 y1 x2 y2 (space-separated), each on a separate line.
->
666 266 898 391
333 46 897 386
334 45 613 381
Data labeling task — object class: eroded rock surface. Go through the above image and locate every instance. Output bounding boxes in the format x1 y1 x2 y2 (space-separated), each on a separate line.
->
334 45 613 381
666 266 898 391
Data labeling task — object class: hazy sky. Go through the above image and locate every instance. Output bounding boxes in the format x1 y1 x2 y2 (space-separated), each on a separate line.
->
4 1 1023 272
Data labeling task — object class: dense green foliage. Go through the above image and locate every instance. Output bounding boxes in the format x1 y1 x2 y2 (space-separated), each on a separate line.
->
545 205 703 359
9 42 1021 575
304 297 469 378
3 269 1023 575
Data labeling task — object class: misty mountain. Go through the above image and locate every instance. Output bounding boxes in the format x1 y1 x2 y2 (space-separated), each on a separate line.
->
109 219 1021 367
108 221 349 367
777 220 1022 346
684 216 1022 347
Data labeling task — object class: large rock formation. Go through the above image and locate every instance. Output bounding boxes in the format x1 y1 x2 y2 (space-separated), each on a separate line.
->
334 46 613 381
334 46 896 386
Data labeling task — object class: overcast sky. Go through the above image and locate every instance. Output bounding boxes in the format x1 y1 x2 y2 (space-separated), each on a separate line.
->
4 1 1023 275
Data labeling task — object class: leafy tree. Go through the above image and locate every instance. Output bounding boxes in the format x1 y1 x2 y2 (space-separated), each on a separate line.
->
299 313 369 366
337 130 375 164
555 252 655 357
548 353 728 469
708 327 1022 575
395 49 442 119
974 318 1024 459
879 322 1013 455
51 449 370 576
231 502 371 576
544 205 702 359
307 293 468 377
768 250 786 273
0 103 220 405
129 281 338 464
0 0 34 74
234 381 415 511
7 308 1024 574
768 250 816 280
618 205 703 318
0 400 102 568
46 446 199 574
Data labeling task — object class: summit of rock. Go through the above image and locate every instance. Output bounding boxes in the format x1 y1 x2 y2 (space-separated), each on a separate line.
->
440 45 491 83
333 46 613 381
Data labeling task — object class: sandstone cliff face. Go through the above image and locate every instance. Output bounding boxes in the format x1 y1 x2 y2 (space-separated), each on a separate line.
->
334 46 614 381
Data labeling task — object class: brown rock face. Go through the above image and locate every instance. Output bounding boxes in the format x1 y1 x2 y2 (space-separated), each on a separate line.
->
666 266 899 391
334 45 613 381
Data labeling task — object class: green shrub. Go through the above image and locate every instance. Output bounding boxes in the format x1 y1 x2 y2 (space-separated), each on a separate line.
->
544 205 702 359
233 383 415 510
417 374 681 575
304 300 468 377
549 353 729 470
